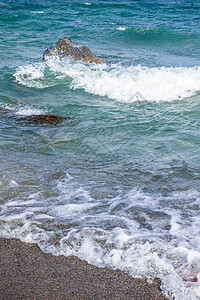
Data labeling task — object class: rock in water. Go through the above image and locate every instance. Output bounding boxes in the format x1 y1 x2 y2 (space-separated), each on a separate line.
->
42 37 101 64
0 107 71 125
18 114 72 125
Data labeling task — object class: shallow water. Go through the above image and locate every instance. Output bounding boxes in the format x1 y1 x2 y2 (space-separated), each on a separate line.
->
1 1 200 299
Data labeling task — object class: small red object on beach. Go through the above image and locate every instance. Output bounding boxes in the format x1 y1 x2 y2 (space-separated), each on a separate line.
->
178 266 198 282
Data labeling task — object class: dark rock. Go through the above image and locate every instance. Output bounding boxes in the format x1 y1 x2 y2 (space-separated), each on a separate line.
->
42 37 101 64
18 114 71 125
0 107 71 125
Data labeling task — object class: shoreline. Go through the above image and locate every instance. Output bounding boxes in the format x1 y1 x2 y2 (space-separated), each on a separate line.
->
0 237 167 299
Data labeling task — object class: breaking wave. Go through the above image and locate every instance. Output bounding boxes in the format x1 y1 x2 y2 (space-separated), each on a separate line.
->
13 59 200 102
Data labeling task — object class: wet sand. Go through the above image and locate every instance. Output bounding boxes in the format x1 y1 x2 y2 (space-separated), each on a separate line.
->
0 237 167 299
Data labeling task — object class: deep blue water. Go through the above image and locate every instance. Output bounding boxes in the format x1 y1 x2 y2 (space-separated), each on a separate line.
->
1 1 200 299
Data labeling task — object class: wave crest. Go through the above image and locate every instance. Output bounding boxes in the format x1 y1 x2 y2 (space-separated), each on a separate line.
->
116 26 187 43
14 60 200 102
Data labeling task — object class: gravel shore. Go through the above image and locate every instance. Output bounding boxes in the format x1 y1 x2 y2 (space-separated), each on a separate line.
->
0 237 167 299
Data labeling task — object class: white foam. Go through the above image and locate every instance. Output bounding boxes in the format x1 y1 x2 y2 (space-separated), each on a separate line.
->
169 211 182 234
0 104 44 116
35 214 54 220
6 199 36 207
14 60 200 102
31 11 44 14
10 180 19 187
108 249 123 265
71 64 200 102
16 108 44 116
14 63 46 89
117 26 127 31
187 250 200 269
54 203 96 217
1 172 200 299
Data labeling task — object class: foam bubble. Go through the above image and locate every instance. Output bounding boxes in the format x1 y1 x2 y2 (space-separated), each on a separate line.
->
107 249 123 265
6 199 36 207
14 60 200 102
16 108 44 116
0 104 45 116
54 203 96 217
169 211 182 234
117 26 127 31
31 11 44 14
14 63 46 88
9 180 19 187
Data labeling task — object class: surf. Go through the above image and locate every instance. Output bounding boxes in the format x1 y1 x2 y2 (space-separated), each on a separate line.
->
14 59 200 102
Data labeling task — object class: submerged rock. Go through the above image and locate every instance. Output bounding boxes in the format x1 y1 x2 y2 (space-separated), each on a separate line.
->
0 107 71 125
17 114 72 125
42 37 101 64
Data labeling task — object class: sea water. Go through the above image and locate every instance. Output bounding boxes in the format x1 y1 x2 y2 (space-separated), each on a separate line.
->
1 1 200 299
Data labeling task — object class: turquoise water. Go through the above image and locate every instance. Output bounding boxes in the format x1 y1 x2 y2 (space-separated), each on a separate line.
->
1 1 200 299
